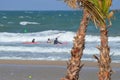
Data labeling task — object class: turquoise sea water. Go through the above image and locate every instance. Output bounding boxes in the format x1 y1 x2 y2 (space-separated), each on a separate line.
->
0 11 120 62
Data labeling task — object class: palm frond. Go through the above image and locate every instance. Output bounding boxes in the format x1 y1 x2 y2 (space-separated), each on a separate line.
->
64 0 112 27
81 0 105 27
64 0 77 8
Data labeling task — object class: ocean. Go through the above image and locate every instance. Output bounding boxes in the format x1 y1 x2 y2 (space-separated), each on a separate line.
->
0 11 120 62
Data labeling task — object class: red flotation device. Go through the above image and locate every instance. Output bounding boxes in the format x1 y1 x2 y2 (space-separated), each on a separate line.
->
23 42 40 44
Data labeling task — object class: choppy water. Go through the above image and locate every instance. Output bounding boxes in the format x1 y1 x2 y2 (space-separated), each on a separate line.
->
0 11 120 62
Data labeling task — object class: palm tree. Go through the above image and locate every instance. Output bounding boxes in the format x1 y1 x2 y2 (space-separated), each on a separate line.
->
61 9 89 80
61 0 113 80
92 0 113 80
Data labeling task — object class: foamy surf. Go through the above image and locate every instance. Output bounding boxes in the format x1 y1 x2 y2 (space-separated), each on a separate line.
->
0 30 120 42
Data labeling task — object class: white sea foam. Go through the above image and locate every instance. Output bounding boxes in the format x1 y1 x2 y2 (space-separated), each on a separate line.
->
0 30 74 42
0 46 70 53
0 57 68 61
0 56 119 62
19 21 40 25
0 30 120 43
0 30 120 61
18 16 24 18
2 16 7 19
0 45 119 55
18 16 32 19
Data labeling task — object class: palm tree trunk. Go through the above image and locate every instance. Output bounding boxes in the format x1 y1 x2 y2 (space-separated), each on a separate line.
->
61 10 89 80
95 26 112 80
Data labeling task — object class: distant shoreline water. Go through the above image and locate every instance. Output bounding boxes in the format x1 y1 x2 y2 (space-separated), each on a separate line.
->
0 11 120 62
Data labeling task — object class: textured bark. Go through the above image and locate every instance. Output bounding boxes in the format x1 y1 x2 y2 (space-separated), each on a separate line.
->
94 26 112 80
61 10 89 80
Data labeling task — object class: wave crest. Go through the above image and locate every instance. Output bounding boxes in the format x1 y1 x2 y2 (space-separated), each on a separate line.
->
0 30 120 42
19 21 40 25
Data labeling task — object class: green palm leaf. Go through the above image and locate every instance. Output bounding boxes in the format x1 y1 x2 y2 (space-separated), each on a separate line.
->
64 0 113 27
